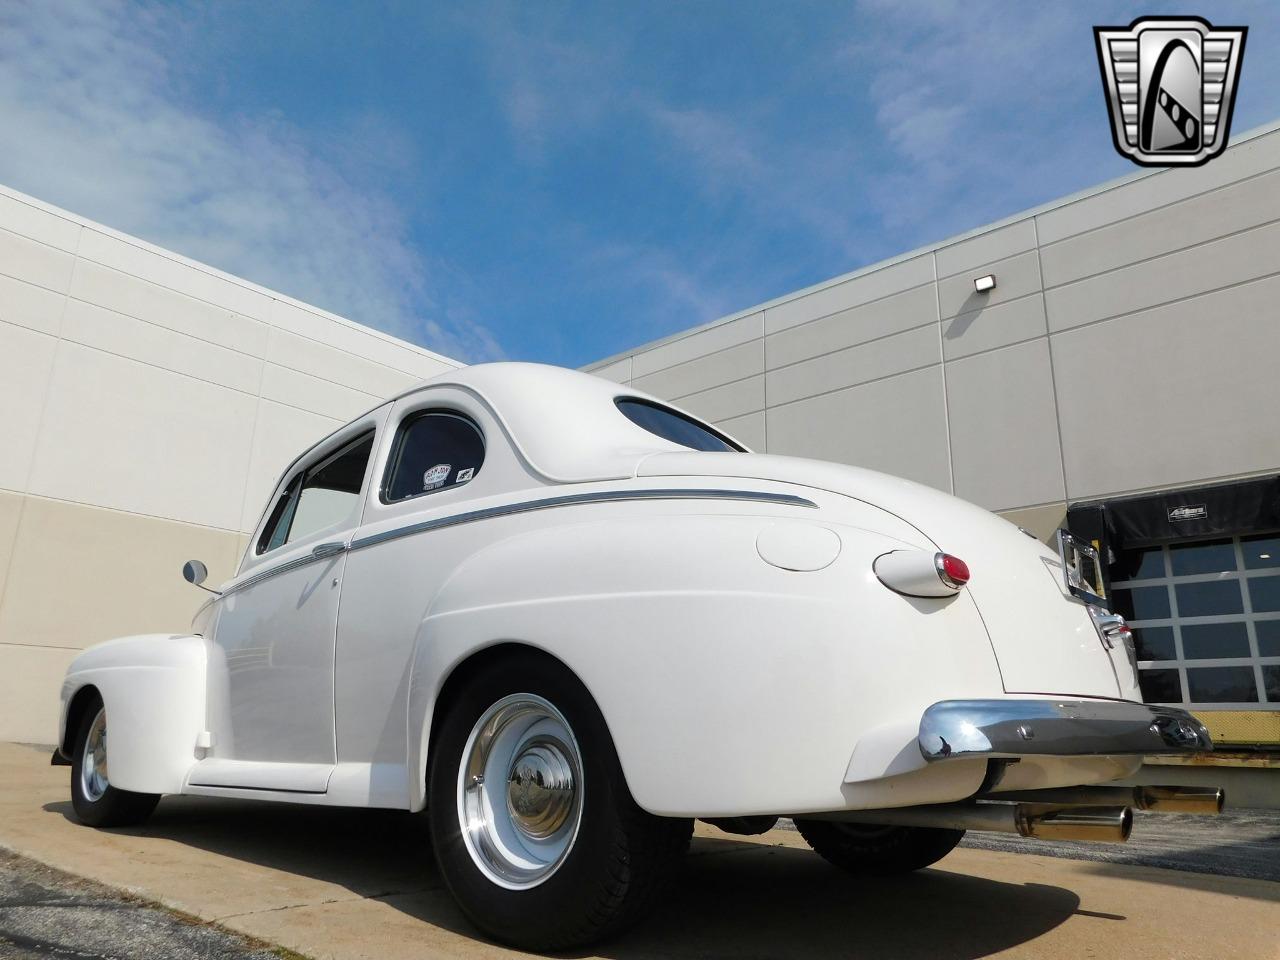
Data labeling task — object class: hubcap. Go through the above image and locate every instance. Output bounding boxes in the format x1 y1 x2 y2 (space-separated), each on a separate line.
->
458 694 583 889
80 708 109 802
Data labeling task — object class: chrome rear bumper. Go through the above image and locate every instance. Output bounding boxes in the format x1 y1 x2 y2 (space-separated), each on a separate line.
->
919 699 1212 762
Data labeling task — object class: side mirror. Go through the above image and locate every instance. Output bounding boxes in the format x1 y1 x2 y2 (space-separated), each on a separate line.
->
182 560 209 587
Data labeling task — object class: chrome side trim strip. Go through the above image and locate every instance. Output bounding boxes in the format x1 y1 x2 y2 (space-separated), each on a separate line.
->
222 488 815 599
349 488 817 552
918 698 1214 762
222 550 347 599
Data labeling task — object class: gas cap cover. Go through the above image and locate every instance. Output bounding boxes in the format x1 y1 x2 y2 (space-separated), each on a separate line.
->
756 523 841 572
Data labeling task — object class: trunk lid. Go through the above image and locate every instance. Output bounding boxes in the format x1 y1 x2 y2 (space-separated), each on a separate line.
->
637 452 1123 698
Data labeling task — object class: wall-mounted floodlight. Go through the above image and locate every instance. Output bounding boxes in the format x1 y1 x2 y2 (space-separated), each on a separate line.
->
974 274 997 293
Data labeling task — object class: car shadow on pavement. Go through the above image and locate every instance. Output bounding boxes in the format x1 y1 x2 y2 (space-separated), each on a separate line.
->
44 797 1080 958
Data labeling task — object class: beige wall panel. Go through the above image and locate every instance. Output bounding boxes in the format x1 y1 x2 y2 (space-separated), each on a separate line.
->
935 219 1037 279
672 375 764 424
633 339 764 400
630 312 764 378
0 272 66 336
77 229 273 321
70 259 269 356
942 294 1048 360
266 326 417 398
0 227 76 293
590 358 631 384
269 299 456 381
260 363 379 422
766 365 951 491
1042 166 1280 288
765 283 937 369
0 497 241 651
1045 217 1280 334
0 322 57 493
946 339 1066 511
26 342 257 530
61 299 262 395
937 249 1041 320
0 192 81 252
239 400 342 532
0 489 23 603
765 256 932 335
1052 277 1280 499
1036 128 1280 243
767 323 939 406
715 411 766 451
998 502 1068 545
0 644 77 743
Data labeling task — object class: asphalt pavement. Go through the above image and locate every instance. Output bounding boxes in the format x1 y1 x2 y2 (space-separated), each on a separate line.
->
0 848 285 960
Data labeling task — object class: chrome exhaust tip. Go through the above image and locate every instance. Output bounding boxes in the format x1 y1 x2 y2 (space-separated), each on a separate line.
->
1135 786 1225 815
1019 805 1133 843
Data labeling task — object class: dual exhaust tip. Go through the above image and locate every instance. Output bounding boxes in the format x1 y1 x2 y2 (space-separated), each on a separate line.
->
833 785 1223 845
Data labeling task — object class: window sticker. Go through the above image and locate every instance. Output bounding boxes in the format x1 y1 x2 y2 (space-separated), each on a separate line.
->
423 463 451 490
457 467 475 483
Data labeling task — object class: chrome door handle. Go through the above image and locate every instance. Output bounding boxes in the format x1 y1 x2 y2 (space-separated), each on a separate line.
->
312 541 347 559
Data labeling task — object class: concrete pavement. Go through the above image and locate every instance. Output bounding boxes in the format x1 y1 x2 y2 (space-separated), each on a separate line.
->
1 741 1277 960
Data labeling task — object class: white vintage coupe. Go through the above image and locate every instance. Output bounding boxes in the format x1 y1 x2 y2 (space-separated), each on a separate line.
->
56 362 1220 949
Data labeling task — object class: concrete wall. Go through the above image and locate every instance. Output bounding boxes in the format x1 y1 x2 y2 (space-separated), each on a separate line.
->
587 122 1280 545
0 185 460 743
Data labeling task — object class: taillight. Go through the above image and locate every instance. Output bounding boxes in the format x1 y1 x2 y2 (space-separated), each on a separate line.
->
937 553 970 588
874 550 970 598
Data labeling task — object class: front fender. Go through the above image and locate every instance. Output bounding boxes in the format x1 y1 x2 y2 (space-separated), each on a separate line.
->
405 514 1003 817
60 634 206 795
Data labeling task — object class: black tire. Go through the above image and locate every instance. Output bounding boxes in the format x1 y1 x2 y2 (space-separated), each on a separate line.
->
69 697 160 828
427 652 692 951
792 818 964 875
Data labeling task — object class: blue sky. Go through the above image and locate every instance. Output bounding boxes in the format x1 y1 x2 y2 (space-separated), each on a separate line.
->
2 2 1279 367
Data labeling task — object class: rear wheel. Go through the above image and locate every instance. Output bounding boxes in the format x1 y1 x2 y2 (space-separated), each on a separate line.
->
69 698 160 828
427 653 691 950
792 818 964 875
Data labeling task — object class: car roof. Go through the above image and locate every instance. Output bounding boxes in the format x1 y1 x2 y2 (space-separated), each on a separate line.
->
394 362 747 483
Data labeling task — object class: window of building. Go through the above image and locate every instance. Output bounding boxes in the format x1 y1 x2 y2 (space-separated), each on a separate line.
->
258 432 375 554
1111 533 1280 708
383 411 485 503
615 398 744 453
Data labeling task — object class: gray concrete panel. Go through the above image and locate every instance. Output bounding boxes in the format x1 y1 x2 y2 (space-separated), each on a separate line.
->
1052 275 1280 498
765 283 937 369
633 338 764 401
1045 217 1280 333
938 249 1042 321
942 294 1048 361
766 365 951 491
766 323 939 406
936 220 1037 279
764 255 933 334
946 339 1066 510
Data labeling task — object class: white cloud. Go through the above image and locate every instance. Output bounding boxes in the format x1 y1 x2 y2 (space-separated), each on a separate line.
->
0 0 502 362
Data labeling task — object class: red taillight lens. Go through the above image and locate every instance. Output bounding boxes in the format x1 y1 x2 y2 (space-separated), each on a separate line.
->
937 553 970 588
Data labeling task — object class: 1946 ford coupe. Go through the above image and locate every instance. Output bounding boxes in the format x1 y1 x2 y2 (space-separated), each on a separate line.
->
55 362 1220 950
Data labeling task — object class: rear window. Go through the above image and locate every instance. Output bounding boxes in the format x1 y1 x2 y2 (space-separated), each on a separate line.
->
615 398 744 452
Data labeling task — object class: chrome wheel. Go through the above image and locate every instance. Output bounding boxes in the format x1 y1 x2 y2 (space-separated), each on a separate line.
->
80 708 109 802
457 693 584 889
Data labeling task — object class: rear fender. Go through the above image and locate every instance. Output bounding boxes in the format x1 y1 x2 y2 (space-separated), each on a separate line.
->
59 634 207 795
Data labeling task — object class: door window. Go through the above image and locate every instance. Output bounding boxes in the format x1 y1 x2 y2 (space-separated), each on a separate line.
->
257 432 375 554
382 411 485 503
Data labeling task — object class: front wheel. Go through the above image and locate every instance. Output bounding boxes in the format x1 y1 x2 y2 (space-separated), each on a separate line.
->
70 698 160 827
792 818 964 875
427 653 691 951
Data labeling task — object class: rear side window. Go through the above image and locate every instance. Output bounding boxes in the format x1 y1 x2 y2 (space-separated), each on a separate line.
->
258 431 375 554
383 411 485 503
616 398 744 452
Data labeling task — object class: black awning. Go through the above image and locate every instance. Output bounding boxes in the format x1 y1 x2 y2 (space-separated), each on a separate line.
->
1068 474 1280 551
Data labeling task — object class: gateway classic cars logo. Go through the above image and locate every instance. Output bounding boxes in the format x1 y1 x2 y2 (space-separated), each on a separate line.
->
1094 16 1246 167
